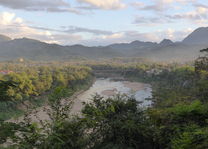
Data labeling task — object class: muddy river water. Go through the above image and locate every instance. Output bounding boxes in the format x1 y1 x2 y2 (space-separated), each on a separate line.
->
8 78 152 123
3 78 152 147
71 78 152 114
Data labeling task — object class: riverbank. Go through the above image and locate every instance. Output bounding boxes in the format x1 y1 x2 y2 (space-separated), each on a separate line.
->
71 78 152 115
2 77 152 147
7 77 152 123
7 77 95 123
7 90 90 123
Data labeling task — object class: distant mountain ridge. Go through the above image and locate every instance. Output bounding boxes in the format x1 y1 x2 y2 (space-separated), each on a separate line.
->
0 27 207 62
0 35 11 42
159 39 174 46
183 27 208 45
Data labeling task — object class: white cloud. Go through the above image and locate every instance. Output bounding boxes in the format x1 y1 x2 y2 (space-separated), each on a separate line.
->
0 12 16 25
133 0 197 12
80 28 195 46
0 12 194 46
166 4 208 25
102 33 124 39
0 12 61 43
77 0 126 10
133 15 172 25
0 9 196 46
0 11 112 45
0 0 81 14
132 0 208 27
160 0 195 4
156 28 194 41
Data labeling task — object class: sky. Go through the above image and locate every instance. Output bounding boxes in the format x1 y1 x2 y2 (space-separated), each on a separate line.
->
0 0 207 46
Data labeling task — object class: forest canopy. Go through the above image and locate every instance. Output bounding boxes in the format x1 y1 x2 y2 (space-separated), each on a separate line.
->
0 49 208 148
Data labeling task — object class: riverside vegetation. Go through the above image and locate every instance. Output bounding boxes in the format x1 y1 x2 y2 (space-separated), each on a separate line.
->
0 64 93 120
0 48 208 148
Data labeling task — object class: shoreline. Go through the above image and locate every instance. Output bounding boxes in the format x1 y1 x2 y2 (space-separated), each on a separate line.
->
71 78 152 114
7 78 151 123
7 78 96 123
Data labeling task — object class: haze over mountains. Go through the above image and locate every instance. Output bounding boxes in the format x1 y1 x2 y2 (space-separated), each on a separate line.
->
0 27 208 62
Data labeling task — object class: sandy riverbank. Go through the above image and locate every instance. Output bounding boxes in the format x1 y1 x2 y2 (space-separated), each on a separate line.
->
7 78 152 123
123 81 150 92
101 88 118 96
7 90 86 123
71 78 152 114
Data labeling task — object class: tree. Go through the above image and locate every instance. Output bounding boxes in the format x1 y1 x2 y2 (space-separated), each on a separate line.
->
0 80 18 101
195 48 208 73
81 94 154 149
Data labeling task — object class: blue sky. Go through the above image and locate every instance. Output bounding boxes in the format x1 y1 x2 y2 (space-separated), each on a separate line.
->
0 0 207 46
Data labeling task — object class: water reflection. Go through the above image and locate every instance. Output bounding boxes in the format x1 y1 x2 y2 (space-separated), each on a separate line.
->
76 78 152 107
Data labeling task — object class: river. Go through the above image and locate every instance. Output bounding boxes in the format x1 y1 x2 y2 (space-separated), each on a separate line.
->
71 78 152 114
8 78 152 123
3 78 152 147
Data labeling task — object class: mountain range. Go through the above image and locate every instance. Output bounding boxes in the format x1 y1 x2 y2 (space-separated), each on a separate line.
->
0 27 208 62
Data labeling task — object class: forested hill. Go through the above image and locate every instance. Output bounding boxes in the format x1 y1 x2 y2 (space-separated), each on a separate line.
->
1 48 208 148
0 27 208 61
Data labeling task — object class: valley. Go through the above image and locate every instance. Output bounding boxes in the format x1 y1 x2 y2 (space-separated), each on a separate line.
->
0 1 208 148
0 27 208 62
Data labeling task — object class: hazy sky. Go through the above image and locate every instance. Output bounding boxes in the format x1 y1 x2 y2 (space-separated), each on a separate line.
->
0 0 207 46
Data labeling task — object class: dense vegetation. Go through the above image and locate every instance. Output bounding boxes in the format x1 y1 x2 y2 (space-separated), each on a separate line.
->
0 64 93 120
1 49 208 148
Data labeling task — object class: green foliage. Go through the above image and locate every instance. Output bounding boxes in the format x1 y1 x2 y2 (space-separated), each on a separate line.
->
1 51 208 148
0 64 92 121
42 118 89 149
171 125 208 149
0 122 20 144
149 100 208 148
0 80 18 101
48 86 73 103
1 95 155 149
0 65 92 102
81 95 153 149
16 122 46 149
